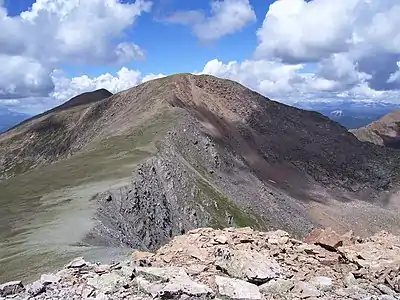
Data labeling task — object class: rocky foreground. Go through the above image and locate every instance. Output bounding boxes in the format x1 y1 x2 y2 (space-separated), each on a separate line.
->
1 227 400 300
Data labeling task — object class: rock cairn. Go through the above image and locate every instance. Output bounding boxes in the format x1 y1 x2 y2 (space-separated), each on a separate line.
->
1 227 400 299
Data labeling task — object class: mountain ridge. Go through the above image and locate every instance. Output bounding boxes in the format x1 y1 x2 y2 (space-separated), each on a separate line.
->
4 88 113 134
1 74 400 282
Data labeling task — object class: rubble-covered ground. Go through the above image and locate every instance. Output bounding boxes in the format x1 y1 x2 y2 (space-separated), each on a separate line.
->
1 227 400 300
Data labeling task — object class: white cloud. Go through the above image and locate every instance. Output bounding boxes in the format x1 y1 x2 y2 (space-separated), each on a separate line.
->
256 0 359 62
2 0 151 65
255 0 400 92
141 73 167 83
201 58 306 97
51 68 166 103
0 55 54 98
0 0 151 101
200 58 400 104
0 67 166 114
164 0 256 41
315 53 372 91
4 0 400 115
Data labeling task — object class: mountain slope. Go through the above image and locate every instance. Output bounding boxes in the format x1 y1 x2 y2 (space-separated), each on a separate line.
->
1 74 400 281
0 89 114 176
351 110 400 148
7 89 113 132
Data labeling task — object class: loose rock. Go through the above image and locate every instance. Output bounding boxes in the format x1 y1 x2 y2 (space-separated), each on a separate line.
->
66 257 87 268
0 281 24 296
309 276 333 291
215 275 261 300
259 278 295 295
2 227 400 300
215 249 281 284
305 228 347 251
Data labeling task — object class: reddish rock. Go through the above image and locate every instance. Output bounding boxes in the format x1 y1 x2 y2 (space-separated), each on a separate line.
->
304 228 344 251
132 251 154 267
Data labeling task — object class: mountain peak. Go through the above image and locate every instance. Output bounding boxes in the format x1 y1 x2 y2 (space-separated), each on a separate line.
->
57 88 113 111
2 89 113 133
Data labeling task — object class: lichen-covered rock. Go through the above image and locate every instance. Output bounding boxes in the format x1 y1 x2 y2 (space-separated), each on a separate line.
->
309 276 333 291
135 267 214 298
215 275 261 300
295 281 321 298
66 257 88 268
259 278 295 295
27 281 45 297
215 249 282 284
87 272 127 294
0 281 24 297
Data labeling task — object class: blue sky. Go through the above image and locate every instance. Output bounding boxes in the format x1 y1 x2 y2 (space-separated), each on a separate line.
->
1 0 400 114
3 0 271 77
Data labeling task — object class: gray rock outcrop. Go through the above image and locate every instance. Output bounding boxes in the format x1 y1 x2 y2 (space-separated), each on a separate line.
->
1 227 400 299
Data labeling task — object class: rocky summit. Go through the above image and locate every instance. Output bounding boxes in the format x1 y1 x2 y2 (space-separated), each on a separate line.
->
2 227 399 300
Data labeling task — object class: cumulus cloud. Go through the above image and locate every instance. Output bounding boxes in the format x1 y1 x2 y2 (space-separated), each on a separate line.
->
201 58 305 96
1 67 167 114
1 0 151 65
164 0 256 41
255 0 358 62
255 0 400 92
51 68 166 103
0 0 151 101
200 58 400 104
0 55 54 99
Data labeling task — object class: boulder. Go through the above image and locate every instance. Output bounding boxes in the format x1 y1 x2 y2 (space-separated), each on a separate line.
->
158 277 214 298
135 266 189 282
94 264 111 274
66 257 87 268
295 282 321 299
215 275 262 300
40 274 61 284
259 278 295 295
185 264 208 275
377 284 395 295
0 281 24 296
214 235 228 245
136 277 164 297
215 249 281 284
27 280 46 296
131 250 154 267
304 228 344 251
344 273 358 287
87 273 126 294
309 276 333 291
135 268 213 298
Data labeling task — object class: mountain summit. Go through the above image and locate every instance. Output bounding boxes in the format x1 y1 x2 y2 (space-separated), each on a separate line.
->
1 74 400 280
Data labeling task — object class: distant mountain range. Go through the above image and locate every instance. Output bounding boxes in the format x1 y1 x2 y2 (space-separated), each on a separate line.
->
0 109 30 133
293 100 400 129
